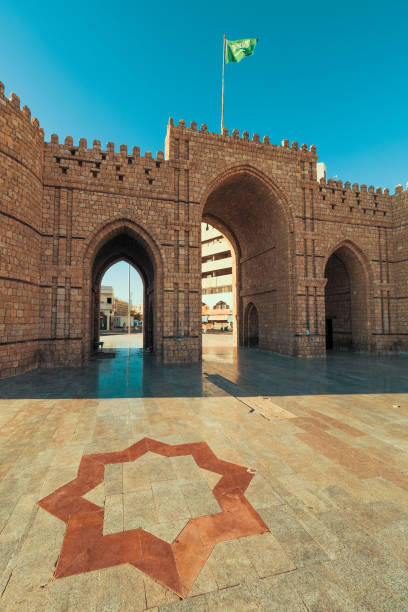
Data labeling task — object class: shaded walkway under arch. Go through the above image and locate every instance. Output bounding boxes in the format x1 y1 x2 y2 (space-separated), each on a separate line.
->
202 168 294 355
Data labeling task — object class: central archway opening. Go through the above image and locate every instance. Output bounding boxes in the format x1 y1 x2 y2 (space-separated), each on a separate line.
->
99 261 144 349
201 169 293 355
89 225 160 358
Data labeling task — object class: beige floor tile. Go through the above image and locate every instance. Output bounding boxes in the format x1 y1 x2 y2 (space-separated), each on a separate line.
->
181 482 221 517
245 474 283 510
104 463 123 495
206 540 258 588
104 493 124 535
206 584 260 610
198 468 222 490
171 455 205 483
143 519 187 543
83 482 105 507
123 460 151 493
123 489 157 530
159 595 209 611
97 565 146 611
248 575 307 611
239 533 296 578
143 574 179 608
151 482 190 523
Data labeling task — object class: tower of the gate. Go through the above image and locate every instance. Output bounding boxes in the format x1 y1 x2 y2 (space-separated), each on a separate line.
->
0 83 44 377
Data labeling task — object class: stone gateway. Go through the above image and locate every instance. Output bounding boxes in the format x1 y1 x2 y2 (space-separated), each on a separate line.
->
1 81 407 379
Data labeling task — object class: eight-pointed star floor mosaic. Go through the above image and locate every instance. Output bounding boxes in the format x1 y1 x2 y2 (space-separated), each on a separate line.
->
37 438 268 597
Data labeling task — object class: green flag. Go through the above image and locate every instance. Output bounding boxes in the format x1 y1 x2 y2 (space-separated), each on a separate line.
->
225 38 258 64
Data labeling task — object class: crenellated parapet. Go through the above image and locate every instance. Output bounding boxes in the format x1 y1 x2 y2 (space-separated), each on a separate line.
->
43 133 174 197
313 174 395 223
0 81 44 178
165 117 318 163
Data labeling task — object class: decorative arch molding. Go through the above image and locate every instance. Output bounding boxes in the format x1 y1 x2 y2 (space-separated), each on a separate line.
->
323 239 372 283
199 164 295 234
83 217 164 278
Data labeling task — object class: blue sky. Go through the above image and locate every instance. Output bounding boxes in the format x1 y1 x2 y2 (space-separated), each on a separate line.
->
102 262 143 305
1 0 407 299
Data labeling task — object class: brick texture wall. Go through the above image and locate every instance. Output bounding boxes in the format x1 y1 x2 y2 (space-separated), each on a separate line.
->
1 82 407 379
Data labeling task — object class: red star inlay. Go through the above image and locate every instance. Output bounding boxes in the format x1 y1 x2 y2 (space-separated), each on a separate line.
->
38 438 268 597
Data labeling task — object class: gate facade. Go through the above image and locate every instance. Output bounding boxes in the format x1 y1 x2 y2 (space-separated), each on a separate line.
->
1 81 407 378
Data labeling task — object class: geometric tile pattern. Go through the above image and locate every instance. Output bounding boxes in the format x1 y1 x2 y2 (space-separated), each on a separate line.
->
37 437 269 597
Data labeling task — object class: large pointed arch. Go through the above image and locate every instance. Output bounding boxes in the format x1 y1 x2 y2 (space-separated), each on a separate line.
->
200 165 295 355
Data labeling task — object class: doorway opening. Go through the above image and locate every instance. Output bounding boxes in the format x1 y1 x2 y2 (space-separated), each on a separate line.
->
324 244 370 352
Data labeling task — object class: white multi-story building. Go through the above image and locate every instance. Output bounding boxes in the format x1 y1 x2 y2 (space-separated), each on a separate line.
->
100 286 114 330
201 224 233 330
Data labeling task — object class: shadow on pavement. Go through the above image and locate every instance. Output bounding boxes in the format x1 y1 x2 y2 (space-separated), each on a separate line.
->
1 346 408 399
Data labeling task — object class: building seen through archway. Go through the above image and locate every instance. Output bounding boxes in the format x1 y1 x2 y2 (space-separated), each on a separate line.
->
98 262 144 345
201 223 234 340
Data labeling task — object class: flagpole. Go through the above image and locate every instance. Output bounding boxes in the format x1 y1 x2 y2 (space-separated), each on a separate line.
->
221 34 226 133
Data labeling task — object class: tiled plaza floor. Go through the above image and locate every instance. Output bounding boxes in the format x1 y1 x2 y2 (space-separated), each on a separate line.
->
1 340 408 610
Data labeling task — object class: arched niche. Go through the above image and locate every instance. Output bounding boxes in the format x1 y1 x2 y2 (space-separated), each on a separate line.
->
244 302 259 347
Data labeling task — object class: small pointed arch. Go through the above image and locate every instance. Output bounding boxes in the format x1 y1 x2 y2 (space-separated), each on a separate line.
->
323 239 372 352
244 301 259 347
81 217 164 359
